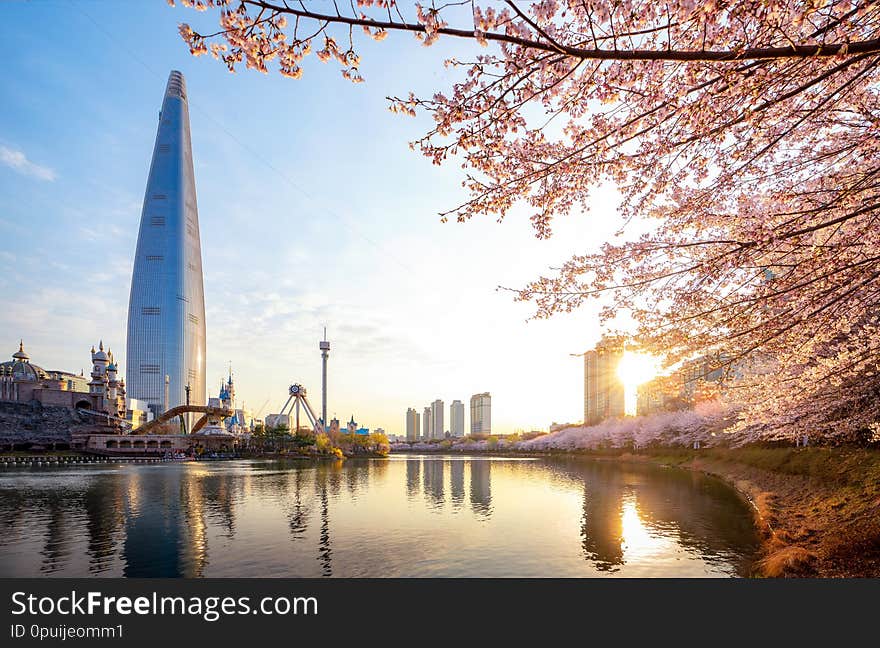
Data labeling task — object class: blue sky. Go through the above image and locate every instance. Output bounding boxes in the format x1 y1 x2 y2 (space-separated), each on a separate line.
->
0 1 621 434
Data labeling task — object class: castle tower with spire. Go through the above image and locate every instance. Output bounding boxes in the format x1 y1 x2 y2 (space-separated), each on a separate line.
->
225 365 235 408
88 341 109 409
126 71 206 417
87 341 126 418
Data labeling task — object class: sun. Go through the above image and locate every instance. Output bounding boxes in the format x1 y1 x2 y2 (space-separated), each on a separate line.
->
617 350 661 416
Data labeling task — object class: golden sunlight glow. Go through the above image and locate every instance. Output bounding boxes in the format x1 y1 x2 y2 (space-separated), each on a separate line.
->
620 499 655 552
617 350 661 416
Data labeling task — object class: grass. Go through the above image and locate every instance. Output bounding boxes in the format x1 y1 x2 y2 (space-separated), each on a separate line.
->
687 446 880 577
575 444 880 487
705 446 880 486
757 545 818 578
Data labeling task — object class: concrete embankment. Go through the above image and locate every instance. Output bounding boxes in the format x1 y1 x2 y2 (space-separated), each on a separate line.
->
0 455 172 466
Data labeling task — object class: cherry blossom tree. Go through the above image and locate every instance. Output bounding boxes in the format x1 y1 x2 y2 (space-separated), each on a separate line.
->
171 0 880 442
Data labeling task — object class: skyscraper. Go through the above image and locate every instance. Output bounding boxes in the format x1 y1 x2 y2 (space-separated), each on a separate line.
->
450 400 465 437
470 392 491 435
406 407 420 442
431 399 445 439
126 71 206 416
423 406 432 441
583 336 625 425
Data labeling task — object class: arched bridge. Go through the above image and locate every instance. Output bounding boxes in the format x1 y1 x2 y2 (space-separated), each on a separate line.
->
135 405 233 435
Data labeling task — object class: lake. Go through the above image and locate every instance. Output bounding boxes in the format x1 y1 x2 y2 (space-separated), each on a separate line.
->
0 455 759 577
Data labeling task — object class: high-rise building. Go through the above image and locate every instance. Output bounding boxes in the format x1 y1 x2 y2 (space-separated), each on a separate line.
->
422 406 432 441
450 400 465 437
583 336 625 425
470 392 491 435
405 407 420 441
126 71 206 417
431 399 445 439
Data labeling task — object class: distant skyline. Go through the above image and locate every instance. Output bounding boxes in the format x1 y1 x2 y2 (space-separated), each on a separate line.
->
0 2 621 435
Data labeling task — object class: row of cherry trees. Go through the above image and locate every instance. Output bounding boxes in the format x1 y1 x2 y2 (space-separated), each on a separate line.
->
171 0 880 442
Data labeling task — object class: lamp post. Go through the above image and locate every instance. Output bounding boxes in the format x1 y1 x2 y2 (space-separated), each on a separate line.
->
184 382 191 434
163 374 170 414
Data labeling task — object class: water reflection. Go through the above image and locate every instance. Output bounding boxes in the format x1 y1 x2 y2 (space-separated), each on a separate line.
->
0 456 758 577
406 460 420 498
318 484 332 577
469 460 492 518
83 474 124 573
423 459 445 507
581 480 624 571
449 460 464 508
40 493 73 574
286 469 310 541
122 468 208 577
568 459 758 575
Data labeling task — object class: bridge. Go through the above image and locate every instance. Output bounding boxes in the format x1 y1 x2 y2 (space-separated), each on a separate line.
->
134 404 233 435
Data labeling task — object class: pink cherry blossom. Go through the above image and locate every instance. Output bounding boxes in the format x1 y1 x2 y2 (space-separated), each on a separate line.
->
173 1 880 442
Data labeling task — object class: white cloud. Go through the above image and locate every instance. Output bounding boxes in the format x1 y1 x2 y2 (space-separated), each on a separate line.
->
0 145 56 181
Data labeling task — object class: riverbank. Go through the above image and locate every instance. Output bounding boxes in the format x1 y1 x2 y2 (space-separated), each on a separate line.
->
567 446 880 577
392 443 880 576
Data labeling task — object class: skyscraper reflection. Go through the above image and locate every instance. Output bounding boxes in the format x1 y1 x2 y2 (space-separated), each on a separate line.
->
122 467 207 577
469 460 492 518
580 478 625 571
449 460 465 509
423 459 445 507
180 470 209 577
406 458 420 498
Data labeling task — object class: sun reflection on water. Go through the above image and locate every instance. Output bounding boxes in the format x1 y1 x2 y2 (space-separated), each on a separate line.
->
620 496 669 559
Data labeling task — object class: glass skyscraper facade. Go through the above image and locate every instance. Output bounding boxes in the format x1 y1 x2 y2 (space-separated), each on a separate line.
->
126 71 206 415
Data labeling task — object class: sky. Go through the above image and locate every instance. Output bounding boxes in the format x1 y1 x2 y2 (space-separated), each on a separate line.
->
0 1 624 436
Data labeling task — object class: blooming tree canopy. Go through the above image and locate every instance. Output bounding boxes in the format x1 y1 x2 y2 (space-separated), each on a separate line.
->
172 0 880 442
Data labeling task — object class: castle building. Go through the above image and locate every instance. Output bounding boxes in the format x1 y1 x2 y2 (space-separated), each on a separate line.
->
87 340 127 419
1 340 127 419
206 367 254 435
1 341 87 402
